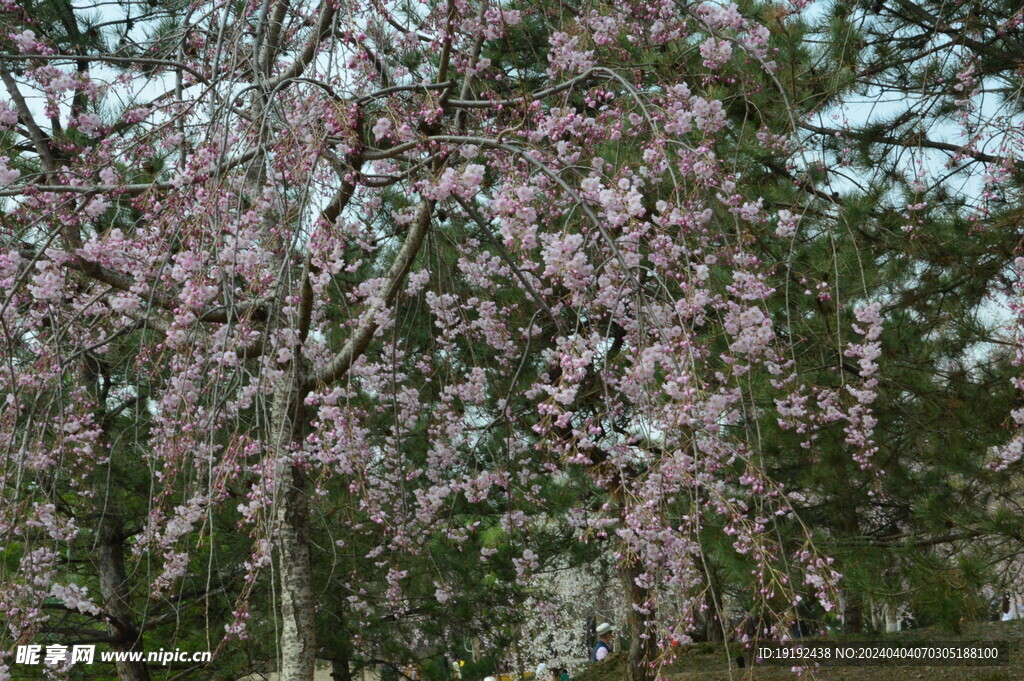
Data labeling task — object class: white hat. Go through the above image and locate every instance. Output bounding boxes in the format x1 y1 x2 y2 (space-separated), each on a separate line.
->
595 622 615 635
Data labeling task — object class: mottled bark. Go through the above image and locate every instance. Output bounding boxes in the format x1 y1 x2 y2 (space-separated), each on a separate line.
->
278 461 316 681
273 370 317 681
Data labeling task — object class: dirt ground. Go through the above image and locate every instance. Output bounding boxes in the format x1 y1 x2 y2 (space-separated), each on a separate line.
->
575 620 1024 681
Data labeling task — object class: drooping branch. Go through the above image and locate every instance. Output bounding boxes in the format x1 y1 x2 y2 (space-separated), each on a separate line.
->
0 65 57 174
266 0 338 90
309 199 433 388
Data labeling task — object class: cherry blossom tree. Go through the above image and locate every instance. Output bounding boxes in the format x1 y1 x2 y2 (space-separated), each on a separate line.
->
0 0 942 679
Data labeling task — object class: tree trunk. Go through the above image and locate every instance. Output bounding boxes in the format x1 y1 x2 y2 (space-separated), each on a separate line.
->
839 506 864 633
277 461 316 681
843 591 864 633
85 354 151 681
691 567 724 643
97 515 151 681
884 604 900 633
703 588 724 643
607 467 657 681
331 657 353 681
329 606 354 681
512 631 526 681
869 599 882 631
620 560 657 681
273 370 317 681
